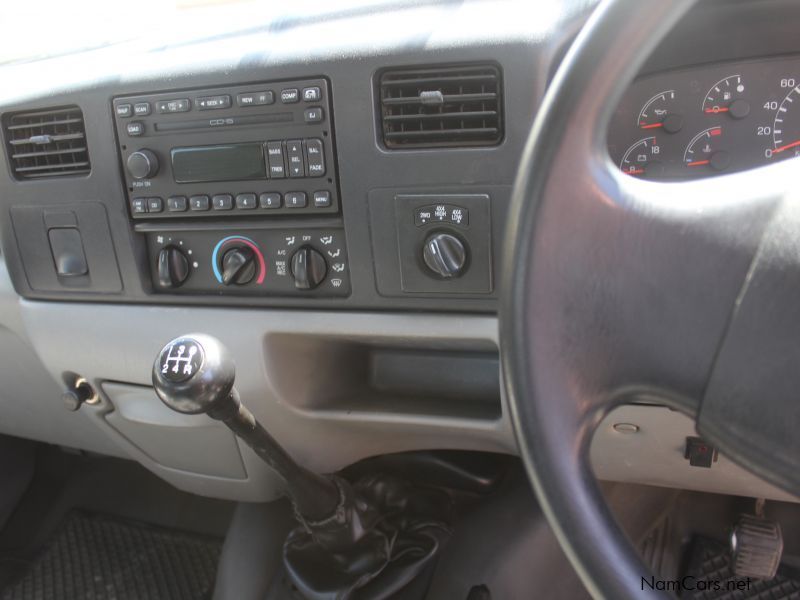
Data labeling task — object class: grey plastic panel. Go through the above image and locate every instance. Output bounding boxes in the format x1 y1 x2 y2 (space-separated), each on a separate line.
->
591 405 799 504
103 383 246 479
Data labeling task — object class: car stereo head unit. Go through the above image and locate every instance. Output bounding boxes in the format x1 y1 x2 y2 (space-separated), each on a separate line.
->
113 78 338 220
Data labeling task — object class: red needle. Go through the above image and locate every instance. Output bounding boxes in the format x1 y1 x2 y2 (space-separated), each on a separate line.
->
687 159 710 167
772 139 800 154
626 168 645 175
704 107 730 114
639 123 663 129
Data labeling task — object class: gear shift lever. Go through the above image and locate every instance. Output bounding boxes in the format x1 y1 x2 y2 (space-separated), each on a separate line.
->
152 334 340 521
153 333 451 600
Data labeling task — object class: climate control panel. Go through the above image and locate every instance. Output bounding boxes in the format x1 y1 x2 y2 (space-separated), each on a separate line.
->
146 228 349 296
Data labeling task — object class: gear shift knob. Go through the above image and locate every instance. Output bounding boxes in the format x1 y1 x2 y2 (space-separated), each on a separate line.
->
152 334 235 415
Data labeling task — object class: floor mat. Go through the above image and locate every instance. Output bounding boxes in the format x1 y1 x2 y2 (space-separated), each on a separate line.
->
682 536 800 599
1 511 222 600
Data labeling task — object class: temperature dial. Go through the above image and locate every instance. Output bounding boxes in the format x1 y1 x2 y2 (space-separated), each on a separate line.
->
221 246 257 285
684 126 731 172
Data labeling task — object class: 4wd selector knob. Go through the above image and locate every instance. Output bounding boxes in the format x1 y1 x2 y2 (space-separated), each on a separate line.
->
423 232 467 279
291 246 327 290
221 246 256 285
126 149 159 179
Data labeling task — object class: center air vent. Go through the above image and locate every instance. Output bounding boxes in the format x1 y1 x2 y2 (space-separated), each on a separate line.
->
3 106 90 179
379 63 503 149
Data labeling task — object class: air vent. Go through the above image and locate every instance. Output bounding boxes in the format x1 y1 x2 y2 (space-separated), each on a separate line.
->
3 106 90 179
379 63 503 149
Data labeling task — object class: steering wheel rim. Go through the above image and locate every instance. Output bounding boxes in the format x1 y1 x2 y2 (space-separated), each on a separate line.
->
501 0 800 597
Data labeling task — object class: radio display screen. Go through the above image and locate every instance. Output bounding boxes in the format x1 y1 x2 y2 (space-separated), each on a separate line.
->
171 143 266 183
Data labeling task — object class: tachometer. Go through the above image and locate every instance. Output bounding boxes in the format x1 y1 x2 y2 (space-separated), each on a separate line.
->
637 90 683 133
771 83 800 160
702 75 750 119
620 136 663 177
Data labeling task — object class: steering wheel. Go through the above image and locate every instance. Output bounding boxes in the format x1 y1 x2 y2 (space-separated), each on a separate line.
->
501 0 800 597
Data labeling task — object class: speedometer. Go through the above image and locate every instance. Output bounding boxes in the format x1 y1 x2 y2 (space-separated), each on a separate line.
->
772 83 800 160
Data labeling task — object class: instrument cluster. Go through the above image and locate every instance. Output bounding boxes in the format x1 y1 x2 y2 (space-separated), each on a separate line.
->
607 55 800 180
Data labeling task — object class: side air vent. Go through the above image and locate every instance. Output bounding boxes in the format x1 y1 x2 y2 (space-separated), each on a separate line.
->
3 106 91 179
379 63 503 149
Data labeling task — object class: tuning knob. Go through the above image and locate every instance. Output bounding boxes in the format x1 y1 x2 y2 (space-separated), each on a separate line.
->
291 246 327 290
127 149 159 180
423 232 467 279
157 245 190 288
221 246 256 285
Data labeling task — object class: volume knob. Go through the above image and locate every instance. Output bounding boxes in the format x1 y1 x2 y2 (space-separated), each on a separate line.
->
127 149 159 179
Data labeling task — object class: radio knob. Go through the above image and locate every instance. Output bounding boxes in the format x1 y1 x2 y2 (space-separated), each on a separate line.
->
127 149 159 179
291 246 327 290
423 232 467 279
221 246 256 285
157 245 189 288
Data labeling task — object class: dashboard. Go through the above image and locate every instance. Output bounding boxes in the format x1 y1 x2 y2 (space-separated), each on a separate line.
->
0 0 798 506
608 55 800 180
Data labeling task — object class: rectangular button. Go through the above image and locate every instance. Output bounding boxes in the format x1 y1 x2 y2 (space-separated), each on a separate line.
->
280 88 299 103
189 195 210 211
266 141 286 178
313 191 331 208
196 95 232 110
305 138 326 177
286 139 305 178
116 104 132 118
167 196 188 212
156 99 190 113
304 107 324 123
126 122 144 136
131 197 147 214
133 102 151 116
212 194 233 210
147 197 163 213
259 193 281 209
285 192 307 208
48 228 88 277
235 193 257 209
237 91 274 106
302 87 321 102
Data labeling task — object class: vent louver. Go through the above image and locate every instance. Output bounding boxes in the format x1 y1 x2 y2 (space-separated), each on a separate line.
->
379 63 503 149
3 106 90 179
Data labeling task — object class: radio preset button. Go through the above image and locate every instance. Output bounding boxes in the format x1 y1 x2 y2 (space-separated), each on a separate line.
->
266 141 286 178
304 107 324 123
280 88 299 103
235 193 257 209
305 139 326 177
167 196 188 212
116 104 133 118
131 198 147 214
237 91 274 107
197 95 232 110
147 197 164 213
259 193 281 209
157 99 190 114
302 87 321 102
189 195 210 211
313 191 331 208
126 122 144 136
285 192 307 208
133 102 151 116
212 194 234 210
286 139 305 178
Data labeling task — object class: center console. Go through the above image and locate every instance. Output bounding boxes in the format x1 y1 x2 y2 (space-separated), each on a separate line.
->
112 77 348 296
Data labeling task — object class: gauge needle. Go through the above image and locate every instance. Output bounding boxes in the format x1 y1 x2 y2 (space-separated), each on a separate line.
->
704 107 730 113
639 123 663 129
687 159 710 167
772 139 800 154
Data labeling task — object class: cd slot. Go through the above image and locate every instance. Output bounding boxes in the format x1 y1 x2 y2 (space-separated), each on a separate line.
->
155 112 294 133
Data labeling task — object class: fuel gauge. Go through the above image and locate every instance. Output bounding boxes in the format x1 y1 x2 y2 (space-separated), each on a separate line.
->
684 126 731 172
637 90 683 133
702 75 750 119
